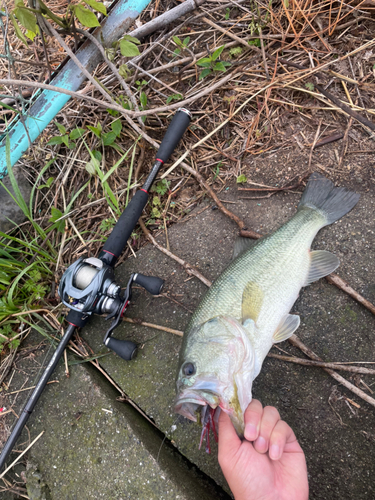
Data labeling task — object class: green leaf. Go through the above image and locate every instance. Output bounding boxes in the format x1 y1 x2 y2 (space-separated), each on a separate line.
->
225 7 230 20
10 13 28 46
151 179 170 196
140 91 147 109
229 47 242 58
47 136 65 145
121 35 140 45
119 63 130 78
183 37 190 47
92 150 102 161
172 35 182 47
61 135 69 147
55 122 66 135
87 125 101 138
196 57 212 68
69 128 85 140
102 131 117 146
214 62 227 72
37 177 54 190
199 68 212 80
111 119 122 137
151 207 161 219
173 48 181 56
14 6 38 33
85 157 100 176
83 0 107 15
212 45 225 61
49 207 65 233
236 174 248 184
248 38 261 47
305 82 315 92
153 196 161 206
25 28 38 41
73 5 100 27
119 39 140 57
166 93 182 105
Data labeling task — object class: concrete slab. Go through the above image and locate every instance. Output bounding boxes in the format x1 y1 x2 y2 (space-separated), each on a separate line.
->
22 359 230 500
81 179 375 499
0 168 31 233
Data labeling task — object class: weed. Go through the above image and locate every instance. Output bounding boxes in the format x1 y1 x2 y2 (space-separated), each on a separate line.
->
237 174 248 184
166 93 182 105
196 45 231 80
172 36 190 56
11 0 108 44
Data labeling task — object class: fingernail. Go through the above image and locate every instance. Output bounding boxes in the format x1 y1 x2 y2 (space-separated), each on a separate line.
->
245 423 258 441
270 444 280 460
255 436 267 453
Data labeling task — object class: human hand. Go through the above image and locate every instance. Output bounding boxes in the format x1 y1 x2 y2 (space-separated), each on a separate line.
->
218 400 308 500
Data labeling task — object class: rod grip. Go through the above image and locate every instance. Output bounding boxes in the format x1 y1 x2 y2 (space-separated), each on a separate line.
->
100 190 148 263
155 109 191 163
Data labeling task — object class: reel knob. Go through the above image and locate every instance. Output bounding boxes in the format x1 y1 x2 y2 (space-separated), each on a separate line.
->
105 337 137 361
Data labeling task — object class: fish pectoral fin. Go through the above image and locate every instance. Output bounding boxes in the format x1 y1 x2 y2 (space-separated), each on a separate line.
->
232 237 258 260
241 282 264 323
273 314 300 343
305 250 339 285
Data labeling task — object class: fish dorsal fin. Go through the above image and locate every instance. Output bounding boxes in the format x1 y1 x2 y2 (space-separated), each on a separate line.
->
273 314 300 343
241 281 264 323
306 250 339 285
232 237 257 260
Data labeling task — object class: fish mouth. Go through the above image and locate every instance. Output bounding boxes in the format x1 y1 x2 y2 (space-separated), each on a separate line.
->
175 393 221 453
174 378 230 453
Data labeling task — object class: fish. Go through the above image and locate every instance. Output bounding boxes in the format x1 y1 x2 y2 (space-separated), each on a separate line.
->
174 172 360 451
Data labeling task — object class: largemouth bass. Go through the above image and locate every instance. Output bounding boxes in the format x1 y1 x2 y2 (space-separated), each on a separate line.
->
175 173 360 450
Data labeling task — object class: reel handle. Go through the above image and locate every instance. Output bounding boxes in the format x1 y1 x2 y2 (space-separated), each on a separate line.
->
105 337 137 361
134 273 164 295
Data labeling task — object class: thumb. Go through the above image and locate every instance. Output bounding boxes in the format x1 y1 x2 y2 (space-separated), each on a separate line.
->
218 410 241 458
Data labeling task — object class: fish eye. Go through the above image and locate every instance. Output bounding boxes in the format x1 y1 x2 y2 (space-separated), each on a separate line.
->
182 362 196 377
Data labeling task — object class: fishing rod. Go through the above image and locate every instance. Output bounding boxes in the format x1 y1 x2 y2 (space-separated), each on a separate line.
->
0 108 192 472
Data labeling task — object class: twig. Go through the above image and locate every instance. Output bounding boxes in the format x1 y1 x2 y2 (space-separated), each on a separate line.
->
326 274 375 316
122 317 183 336
308 119 322 170
139 219 212 287
268 353 375 375
5 380 58 395
338 117 353 169
289 334 375 409
0 431 44 479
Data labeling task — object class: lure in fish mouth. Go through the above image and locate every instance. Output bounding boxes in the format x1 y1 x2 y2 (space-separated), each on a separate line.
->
175 173 360 451
174 316 256 452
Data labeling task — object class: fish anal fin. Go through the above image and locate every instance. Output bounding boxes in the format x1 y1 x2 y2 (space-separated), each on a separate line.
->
241 282 264 323
306 250 339 285
273 314 300 343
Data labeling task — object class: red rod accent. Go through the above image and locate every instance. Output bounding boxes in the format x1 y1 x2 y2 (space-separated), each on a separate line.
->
155 158 164 164
140 188 148 193
103 249 117 257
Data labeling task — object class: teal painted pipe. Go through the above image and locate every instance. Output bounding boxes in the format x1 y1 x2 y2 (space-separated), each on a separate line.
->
0 0 151 178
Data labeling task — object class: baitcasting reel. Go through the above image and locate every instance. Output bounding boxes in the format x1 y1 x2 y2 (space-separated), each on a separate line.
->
58 256 164 360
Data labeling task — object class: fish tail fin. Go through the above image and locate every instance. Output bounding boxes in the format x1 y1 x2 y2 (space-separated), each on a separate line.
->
298 172 360 225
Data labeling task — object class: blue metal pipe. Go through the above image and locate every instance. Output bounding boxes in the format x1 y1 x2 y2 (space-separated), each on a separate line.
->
0 0 151 178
